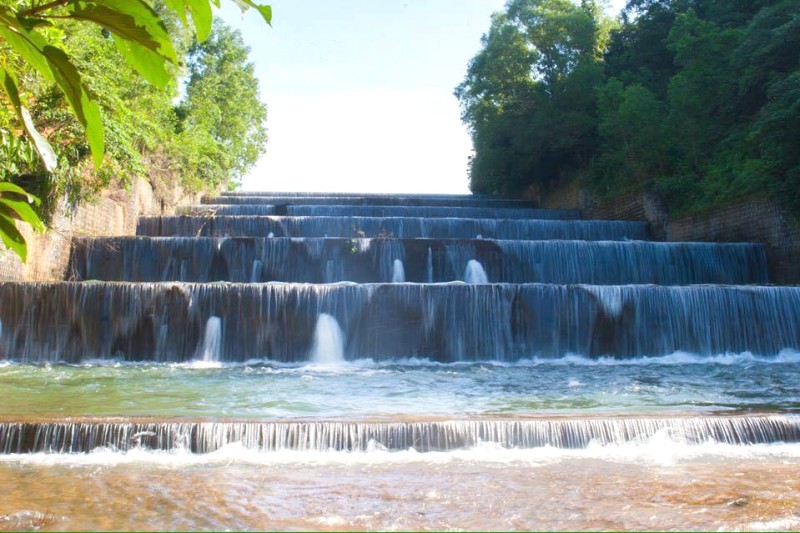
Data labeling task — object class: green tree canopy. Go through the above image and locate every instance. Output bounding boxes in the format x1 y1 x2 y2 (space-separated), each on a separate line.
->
0 0 271 261
458 0 800 216
176 21 268 191
455 0 611 196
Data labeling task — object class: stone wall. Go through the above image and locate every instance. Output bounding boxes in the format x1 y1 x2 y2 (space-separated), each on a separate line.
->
668 197 800 284
0 177 201 282
540 182 800 284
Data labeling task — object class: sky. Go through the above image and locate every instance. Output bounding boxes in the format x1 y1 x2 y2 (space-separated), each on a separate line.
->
219 1 626 194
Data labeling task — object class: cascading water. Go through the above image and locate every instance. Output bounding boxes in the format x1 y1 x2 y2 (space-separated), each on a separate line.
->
426 247 433 283
250 260 262 283
197 316 222 363
464 259 489 284
392 259 405 283
309 313 345 364
1 190 799 531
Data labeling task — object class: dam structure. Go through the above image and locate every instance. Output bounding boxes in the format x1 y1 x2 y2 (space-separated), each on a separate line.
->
0 191 799 530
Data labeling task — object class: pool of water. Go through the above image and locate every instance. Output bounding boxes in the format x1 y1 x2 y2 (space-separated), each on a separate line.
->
1 351 799 420
3 353 800 531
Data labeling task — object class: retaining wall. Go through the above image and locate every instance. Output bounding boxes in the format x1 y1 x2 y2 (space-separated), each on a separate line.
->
540 182 800 284
0 177 200 281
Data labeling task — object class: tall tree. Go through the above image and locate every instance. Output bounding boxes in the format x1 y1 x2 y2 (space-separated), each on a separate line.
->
456 0 611 196
175 21 268 191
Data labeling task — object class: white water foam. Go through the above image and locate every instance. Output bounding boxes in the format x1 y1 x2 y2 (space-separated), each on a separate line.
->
1 438 799 468
392 259 405 283
464 260 488 284
196 316 222 363
309 313 345 364
735 516 800 532
6 350 798 372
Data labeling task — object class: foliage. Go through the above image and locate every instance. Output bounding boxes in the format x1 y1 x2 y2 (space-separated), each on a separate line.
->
0 181 45 262
175 22 268 191
458 0 800 216
0 0 271 262
455 0 612 196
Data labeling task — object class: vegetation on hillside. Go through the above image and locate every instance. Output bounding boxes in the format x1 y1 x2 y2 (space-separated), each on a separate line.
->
457 0 800 215
0 0 270 261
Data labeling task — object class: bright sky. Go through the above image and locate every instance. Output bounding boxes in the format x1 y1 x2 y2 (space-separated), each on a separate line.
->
219 1 626 194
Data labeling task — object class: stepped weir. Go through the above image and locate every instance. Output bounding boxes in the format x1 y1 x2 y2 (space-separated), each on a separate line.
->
1 191 800 530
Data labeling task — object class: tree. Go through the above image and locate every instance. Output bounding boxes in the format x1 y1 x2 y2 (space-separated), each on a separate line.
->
175 21 268 191
456 0 611 196
0 0 271 261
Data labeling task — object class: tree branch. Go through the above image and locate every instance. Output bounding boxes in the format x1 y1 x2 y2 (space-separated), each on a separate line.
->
18 0 71 18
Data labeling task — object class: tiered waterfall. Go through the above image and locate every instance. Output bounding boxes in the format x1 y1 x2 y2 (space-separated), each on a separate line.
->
0 191 799 455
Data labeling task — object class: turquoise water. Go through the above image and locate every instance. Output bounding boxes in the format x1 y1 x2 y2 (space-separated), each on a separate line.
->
2 352 799 420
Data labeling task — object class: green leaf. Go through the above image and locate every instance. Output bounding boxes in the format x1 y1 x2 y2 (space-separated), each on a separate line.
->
0 8 103 167
0 213 27 262
70 1 178 63
0 182 41 205
113 36 171 87
20 107 58 172
162 0 188 25
0 69 58 171
186 0 213 41
0 7 55 83
81 92 105 169
232 0 272 25
0 195 45 232
41 45 105 168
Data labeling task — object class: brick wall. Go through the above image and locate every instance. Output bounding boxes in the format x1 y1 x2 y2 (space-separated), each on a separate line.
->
0 177 201 281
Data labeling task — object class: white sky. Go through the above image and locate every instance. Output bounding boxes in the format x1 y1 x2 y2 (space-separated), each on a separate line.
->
219 1 627 194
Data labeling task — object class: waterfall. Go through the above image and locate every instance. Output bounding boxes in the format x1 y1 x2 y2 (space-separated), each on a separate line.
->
464 260 489 284
250 260 262 283
3 282 800 362
426 247 433 283
392 259 406 283
137 216 648 241
197 316 222 363
310 313 345 364
2 415 797 454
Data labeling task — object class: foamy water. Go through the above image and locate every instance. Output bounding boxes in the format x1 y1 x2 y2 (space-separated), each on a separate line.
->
1 353 798 419
1 444 799 531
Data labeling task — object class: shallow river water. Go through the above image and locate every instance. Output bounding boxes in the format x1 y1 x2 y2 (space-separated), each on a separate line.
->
1 354 799 531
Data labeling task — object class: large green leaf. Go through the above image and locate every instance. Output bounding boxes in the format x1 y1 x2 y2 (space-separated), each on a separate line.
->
0 68 58 171
20 107 58 172
0 213 27 262
0 7 54 83
0 182 45 261
71 1 178 63
186 0 213 41
0 182 41 205
41 45 105 168
113 35 171 87
0 196 45 232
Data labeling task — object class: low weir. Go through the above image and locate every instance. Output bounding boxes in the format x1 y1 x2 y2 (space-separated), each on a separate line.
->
1 414 797 454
